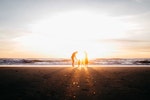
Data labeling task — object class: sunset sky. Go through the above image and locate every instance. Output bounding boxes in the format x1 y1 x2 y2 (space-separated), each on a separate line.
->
0 0 150 58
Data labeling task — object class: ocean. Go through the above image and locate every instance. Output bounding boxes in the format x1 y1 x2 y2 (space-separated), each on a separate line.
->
0 58 150 65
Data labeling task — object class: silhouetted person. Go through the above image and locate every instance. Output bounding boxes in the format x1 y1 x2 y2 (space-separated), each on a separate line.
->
78 59 81 67
84 51 88 67
71 51 78 67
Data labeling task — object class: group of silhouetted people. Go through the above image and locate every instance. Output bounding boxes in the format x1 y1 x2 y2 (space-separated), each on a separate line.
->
71 51 88 67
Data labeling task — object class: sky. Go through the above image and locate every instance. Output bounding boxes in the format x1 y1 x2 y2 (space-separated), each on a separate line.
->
0 0 150 58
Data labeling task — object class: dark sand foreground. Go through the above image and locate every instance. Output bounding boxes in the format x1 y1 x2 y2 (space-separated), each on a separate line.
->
0 66 150 100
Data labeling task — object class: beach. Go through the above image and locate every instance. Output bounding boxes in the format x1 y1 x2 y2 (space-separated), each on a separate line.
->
0 66 150 100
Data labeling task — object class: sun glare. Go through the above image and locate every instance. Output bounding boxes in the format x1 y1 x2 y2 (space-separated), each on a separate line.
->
76 51 85 60
15 10 132 58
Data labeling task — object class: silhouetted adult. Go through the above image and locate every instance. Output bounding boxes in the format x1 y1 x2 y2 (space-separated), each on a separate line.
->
84 51 88 67
71 51 78 67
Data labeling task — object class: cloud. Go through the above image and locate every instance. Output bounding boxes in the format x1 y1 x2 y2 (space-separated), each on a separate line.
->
133 0 143 3
0 28 33 53
0 28 31 40
110 39 146 43
97 38 150 50
97 38 149 43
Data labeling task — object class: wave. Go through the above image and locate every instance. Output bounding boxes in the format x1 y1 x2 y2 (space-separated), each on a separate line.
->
91 58 150 65
0 58 150 65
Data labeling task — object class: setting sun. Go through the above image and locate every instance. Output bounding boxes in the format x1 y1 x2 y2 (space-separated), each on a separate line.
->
76 51 85 60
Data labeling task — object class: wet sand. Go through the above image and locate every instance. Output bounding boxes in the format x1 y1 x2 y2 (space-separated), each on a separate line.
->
0 66 150 100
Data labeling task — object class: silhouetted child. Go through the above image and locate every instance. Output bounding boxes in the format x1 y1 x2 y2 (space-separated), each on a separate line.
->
78 59 81 67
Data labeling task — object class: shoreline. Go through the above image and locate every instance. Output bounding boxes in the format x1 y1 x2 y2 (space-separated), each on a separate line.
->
0 64 150 67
